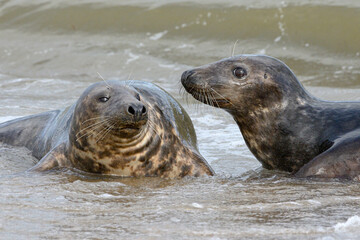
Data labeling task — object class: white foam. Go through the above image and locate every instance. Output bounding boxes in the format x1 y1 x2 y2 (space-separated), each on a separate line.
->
158 63 175 69
306 199 321 205
0 116 19 123
191 202 204 209
99 193 115 198
334 215 360 232
149 30 168 41
274 36 281 42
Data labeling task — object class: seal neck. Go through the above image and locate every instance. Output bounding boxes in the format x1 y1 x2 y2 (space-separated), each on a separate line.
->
232 96 321 172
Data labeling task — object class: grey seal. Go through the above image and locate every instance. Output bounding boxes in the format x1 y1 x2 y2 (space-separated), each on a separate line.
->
0 80 214 178
181 54 360 180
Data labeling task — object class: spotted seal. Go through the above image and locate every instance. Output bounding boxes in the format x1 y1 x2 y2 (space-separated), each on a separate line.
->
181 54 360 180
0 80 213 178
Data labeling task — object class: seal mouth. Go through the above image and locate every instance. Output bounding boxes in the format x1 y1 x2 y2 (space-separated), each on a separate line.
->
119 126 141 132
117 120 146 131
114 124 146 138
106 117 148 135
184 86 232 108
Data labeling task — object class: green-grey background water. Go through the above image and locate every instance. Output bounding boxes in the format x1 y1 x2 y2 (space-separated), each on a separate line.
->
0 1 360 239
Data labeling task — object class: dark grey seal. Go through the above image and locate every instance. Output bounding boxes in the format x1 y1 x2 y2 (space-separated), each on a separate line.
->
0 80 214 178
181 54 360 181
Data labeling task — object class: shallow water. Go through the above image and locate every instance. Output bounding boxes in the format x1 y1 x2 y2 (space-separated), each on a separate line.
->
0 1 360 239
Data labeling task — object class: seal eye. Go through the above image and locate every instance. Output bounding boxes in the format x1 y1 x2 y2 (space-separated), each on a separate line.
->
99 97 109 103
135 94 140 101
233 67 247 79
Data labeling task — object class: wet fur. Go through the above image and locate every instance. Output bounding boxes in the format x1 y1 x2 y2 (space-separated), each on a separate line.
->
181 54 360 180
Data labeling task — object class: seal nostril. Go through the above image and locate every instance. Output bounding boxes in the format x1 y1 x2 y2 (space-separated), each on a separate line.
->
181 70 195 83
141 106 147 115
128 106 135 115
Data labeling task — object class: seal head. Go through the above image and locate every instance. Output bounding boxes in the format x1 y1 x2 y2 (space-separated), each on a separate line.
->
71 82 148 145
181 55 310 114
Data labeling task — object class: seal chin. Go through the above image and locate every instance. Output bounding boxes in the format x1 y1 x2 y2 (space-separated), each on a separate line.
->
117 128 142 138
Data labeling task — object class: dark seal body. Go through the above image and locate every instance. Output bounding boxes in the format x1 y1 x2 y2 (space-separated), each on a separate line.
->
181 54 360 180
0 80 213 178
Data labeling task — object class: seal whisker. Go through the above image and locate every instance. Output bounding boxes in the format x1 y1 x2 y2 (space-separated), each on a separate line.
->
205 89 221 117
211 88 235 107
231 39 239 57
195 91 201 112
206 89 214 108
75 126 104 142
76 120 110 137
147 119 162 140
127 70 133 81
96 124 114 143
209 90 221 109
80 116 108 126
148 123 160 139
180 84 191 106
124 79 135 90
76 118 112 136
187 85 198 107
127 79 135 87
206 90 217 115
75 119 112 142
97 72 112 89
202 89 207 105
198 92 204 112
92 123 114 143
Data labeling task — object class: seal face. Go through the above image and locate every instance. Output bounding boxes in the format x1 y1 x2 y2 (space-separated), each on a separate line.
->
181 54 360 180
0 80 214 178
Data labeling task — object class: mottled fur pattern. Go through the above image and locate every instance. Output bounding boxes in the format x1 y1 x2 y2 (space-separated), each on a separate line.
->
0 80 213 178
181 54 360 180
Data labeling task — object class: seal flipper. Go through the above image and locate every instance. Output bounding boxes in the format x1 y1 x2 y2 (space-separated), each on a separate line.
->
295 133 360 181
29 143 70 172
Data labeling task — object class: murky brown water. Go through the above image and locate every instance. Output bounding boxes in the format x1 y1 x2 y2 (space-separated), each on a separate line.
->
0 1 360 239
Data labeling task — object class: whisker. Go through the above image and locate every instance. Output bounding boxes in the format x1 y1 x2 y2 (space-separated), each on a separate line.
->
97 72 112 89
127 70 133 81
207 90 221 117
211 87 235 107
203 89 209 106
127 79 135 87
92 124 112 143
209 90 221 109
76 118 112 136
147 119 162 140
206 90 214 108
75 119 112 142
81 116 106 125
96 124 114 143
76 125 105 142
231 39 239 57
203 89 215 115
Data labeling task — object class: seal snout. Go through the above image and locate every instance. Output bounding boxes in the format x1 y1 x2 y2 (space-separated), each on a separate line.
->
126 103 147 121
181 70 195 85
181 69 205 93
